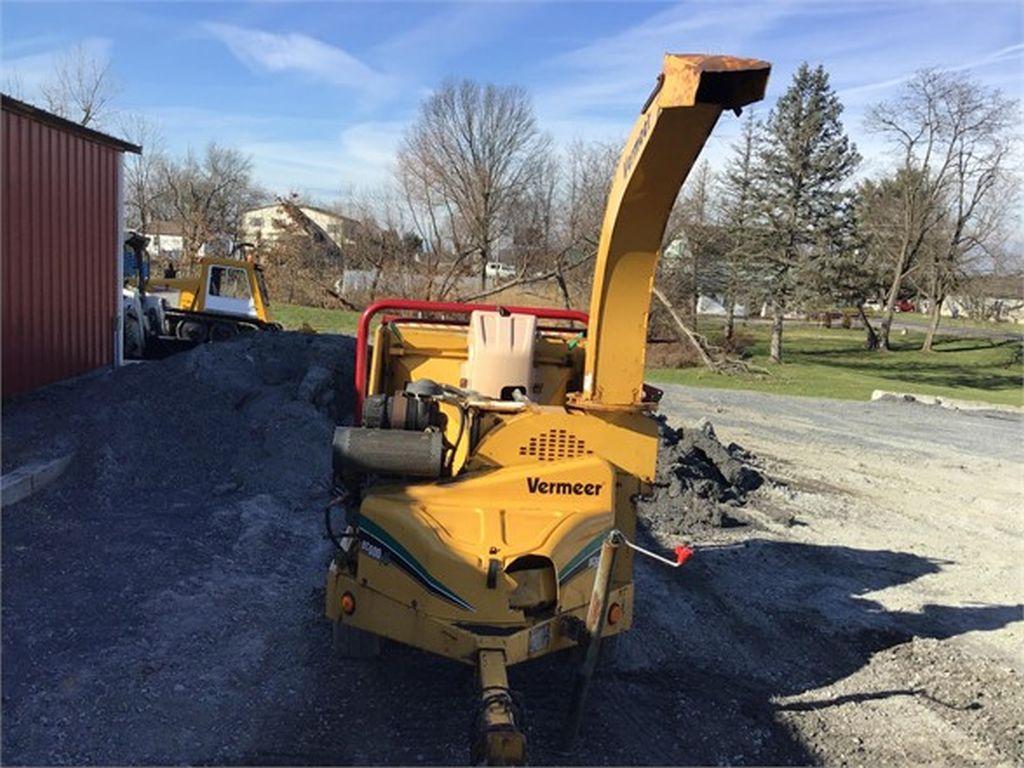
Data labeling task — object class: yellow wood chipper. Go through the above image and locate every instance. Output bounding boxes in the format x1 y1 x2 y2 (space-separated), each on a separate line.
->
324 54 770 764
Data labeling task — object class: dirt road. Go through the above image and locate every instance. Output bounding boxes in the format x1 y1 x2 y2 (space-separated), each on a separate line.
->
613 387 1024 766
2 338 1021 765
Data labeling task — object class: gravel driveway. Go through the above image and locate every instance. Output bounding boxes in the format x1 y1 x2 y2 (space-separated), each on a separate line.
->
2 340 1021 766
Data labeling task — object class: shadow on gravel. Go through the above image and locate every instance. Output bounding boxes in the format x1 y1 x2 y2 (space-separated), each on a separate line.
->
512 539 1021 766
4 525 1021 765
231 539 1023 767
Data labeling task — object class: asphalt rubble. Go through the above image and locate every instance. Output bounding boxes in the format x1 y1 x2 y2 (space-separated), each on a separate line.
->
638 413 768 536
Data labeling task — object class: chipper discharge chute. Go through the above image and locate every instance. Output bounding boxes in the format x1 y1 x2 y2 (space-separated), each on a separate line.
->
324 54 770 764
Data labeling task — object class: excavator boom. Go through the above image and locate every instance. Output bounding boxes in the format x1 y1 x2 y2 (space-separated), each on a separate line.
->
579 54 770 407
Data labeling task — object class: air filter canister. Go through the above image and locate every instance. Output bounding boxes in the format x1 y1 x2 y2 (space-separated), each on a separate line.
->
332 427 445 478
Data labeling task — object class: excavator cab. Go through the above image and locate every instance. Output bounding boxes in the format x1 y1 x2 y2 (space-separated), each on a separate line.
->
324 54 770 764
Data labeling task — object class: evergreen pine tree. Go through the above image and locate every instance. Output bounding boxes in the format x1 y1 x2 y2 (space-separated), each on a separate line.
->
753 63 860 362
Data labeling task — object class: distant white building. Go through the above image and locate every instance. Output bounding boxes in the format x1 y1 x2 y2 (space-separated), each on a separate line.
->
241 202 358 250
697 294 747 317
942 274 1024 324
139 220 203 262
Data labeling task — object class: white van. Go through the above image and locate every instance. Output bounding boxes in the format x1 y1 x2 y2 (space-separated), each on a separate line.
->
485 262 516 281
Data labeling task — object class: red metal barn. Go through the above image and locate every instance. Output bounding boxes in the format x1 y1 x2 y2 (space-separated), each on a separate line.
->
2 96 141 398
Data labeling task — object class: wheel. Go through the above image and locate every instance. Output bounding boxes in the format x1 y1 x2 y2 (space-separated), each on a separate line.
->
123 312 145 359
210 322 238 342
176 320 208 343
332 619 380 659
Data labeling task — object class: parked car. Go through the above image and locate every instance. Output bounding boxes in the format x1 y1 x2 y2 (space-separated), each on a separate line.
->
895 299 916 313
485 262 516 281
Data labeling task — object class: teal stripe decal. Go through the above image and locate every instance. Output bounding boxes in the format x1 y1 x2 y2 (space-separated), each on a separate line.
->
557 530 608 584
359 517 475 611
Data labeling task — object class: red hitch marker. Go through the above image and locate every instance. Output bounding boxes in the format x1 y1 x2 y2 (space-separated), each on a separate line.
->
674 545 694 566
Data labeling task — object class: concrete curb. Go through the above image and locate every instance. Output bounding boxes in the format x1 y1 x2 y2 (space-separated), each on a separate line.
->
1 454 74 507
870 390 1023 416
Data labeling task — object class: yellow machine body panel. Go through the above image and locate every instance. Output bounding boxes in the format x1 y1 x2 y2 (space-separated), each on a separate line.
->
368 322 583 406
143 257 273 323
468 407 659 483
354 456 616 621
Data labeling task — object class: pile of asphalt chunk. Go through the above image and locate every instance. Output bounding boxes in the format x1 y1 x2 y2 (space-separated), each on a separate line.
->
638 414 765 535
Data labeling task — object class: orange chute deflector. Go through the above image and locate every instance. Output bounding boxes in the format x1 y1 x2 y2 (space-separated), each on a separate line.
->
578 54 771 407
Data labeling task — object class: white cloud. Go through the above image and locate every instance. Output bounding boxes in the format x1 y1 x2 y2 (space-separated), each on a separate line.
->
533 0 794 125
529 0 1023 182
838 42 1024 99
238 120 406 197
202 22 393 96
132 103 403 194
375 3 527 75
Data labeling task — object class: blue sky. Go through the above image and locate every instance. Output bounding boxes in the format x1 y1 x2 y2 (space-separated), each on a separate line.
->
4 1 1022 201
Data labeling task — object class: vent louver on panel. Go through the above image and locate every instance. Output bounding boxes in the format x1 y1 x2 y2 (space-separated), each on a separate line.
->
517 428 594 462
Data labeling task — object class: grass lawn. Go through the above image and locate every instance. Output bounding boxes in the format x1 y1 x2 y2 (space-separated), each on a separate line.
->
648 322 1023 407
273 303 361 335
869 310 1020 334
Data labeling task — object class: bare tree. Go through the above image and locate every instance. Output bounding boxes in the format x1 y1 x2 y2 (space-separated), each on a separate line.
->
865 70 1017 351
337 187 425 303
455 139 620 307
118 114 168 231
660 160 718 331
159 144 261 266
40 44 118 128
3 69 25 100
717 114 763 342
397 79 551 290
544 139 618 306
562 139 618 252
397 160 476 300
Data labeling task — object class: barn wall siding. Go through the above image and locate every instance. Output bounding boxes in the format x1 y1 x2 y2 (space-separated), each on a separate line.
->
2 108 121 397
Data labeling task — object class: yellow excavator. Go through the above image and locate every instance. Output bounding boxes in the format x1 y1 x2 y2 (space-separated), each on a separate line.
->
324 54 770 764
122 236 278 358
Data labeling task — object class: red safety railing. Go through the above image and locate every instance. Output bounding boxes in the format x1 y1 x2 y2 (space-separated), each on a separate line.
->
353 298 588 423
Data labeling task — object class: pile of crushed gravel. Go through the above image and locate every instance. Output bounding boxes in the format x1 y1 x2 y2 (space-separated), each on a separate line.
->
2 331 354 495
2 332 356 764
639 415 765 536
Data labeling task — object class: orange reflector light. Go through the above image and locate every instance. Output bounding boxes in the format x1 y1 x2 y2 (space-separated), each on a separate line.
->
607 602 623 625
341 592 356 615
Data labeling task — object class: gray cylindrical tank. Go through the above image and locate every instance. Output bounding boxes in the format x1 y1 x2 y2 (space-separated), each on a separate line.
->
333 427 445 478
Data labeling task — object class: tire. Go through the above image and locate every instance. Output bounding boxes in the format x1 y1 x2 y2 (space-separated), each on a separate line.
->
176 320 208 343
123 312 145 359
145 307 164 336
210 322 238 342
332 619 380 659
